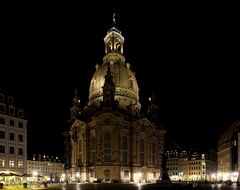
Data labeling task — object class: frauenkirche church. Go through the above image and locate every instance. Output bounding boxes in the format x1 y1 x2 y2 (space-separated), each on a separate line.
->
64 16 166 183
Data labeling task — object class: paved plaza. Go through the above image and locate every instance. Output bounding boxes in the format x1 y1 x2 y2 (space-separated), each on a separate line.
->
2 183 240 190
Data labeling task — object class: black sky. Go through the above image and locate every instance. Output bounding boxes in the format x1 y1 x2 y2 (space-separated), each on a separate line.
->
1 3 239 156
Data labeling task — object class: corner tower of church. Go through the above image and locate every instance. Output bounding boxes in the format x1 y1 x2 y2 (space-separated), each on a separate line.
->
88 15 141 117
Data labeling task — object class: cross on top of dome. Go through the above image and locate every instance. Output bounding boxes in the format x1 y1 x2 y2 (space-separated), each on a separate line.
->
108 13 122 34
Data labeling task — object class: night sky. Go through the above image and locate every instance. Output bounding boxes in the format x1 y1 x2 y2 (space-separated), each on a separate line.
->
1 3 239 156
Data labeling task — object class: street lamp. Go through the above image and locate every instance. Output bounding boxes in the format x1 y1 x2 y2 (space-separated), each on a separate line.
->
76 172 80 182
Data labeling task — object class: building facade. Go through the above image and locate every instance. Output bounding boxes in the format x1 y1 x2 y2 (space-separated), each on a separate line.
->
188 151 217 181
166 149 217 181
27 154 65 182
64 19 166 183
217 121 240 182
0 89 27 175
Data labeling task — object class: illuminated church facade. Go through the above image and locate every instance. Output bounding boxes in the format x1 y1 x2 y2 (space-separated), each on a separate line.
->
65 18 166 183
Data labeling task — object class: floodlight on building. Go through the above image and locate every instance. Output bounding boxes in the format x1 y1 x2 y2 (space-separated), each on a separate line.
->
230 172 238 182
76 172 80 178
32 171 38 177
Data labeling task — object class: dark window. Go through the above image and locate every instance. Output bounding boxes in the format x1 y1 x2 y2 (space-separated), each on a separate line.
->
104 119 111 125
0 131 5 139
104 133 111 162
18 135 23 142
9 107 15 115
122 136 128 150
122 151 127 163
140 139 144 165
0 105 5 113
152 155 155 165
18 148 23 155
92 152 96 164
18 110 23 117
122 136 128 163
78 140 82 164
10 147 14 154
140 153 144 166
91 137 97 163
77 157 82 167
140 139 144 152
0 145 5 153
124 170 129 178
152 143 155 154
106 99 111 107
18 122 23 128
92 138 97 150
0 94 4 102
10 133 14 140
0 118 5 124
10 120 14 126
8 97 13 104
152 142 156 165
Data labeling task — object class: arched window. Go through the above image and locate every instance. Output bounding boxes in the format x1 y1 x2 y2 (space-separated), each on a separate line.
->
122 136 128 150
79 140 82 163
91 137 97 163
18 109 23 117
122 136 128 163
140 139 144 166
104 119 111 125
0 104 6 113
116 43 121 52
124 170 129 178
104 133 111 162
107 41 112 52
152 142 156 165
9 106 15 116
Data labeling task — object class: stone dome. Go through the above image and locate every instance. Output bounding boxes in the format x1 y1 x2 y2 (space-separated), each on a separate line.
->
88 28 141 115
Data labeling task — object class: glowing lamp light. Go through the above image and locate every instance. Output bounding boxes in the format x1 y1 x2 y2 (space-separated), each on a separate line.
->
76 172 80 178
231 172 239 182
138 172 142 178
32 171 38 177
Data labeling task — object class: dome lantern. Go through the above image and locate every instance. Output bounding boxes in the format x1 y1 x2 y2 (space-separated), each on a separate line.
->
104 13 124 55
